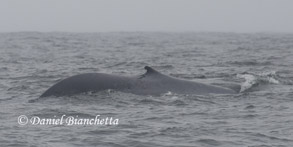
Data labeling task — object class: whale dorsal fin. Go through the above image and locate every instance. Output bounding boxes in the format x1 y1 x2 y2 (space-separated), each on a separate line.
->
139 66 161 79
144 66 160 74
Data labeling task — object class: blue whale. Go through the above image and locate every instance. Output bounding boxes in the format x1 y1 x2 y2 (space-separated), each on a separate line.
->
40 66 236 97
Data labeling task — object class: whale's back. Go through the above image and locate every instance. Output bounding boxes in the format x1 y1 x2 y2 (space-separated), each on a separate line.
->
40 73 132 97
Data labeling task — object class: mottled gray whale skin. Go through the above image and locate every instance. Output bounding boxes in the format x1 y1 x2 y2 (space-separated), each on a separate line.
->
40 66 236 97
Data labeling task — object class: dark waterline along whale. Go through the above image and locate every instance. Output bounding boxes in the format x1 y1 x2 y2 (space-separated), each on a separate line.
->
40 66 237 97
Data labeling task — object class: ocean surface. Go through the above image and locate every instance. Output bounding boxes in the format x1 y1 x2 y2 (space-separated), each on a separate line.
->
0 32 293 147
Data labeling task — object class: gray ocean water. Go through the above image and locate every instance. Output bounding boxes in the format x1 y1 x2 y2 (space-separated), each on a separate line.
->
0 32 293 147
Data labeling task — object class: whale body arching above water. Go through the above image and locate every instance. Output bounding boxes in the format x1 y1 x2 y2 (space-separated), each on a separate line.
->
40 66 237 97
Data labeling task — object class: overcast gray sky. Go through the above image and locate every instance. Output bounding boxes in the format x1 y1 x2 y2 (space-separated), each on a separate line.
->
0 0 292 32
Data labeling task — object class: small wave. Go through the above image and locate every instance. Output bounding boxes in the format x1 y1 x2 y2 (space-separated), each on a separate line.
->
228 60 273 66
197 138 222 146
237 74 258 92
237 71 282 92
